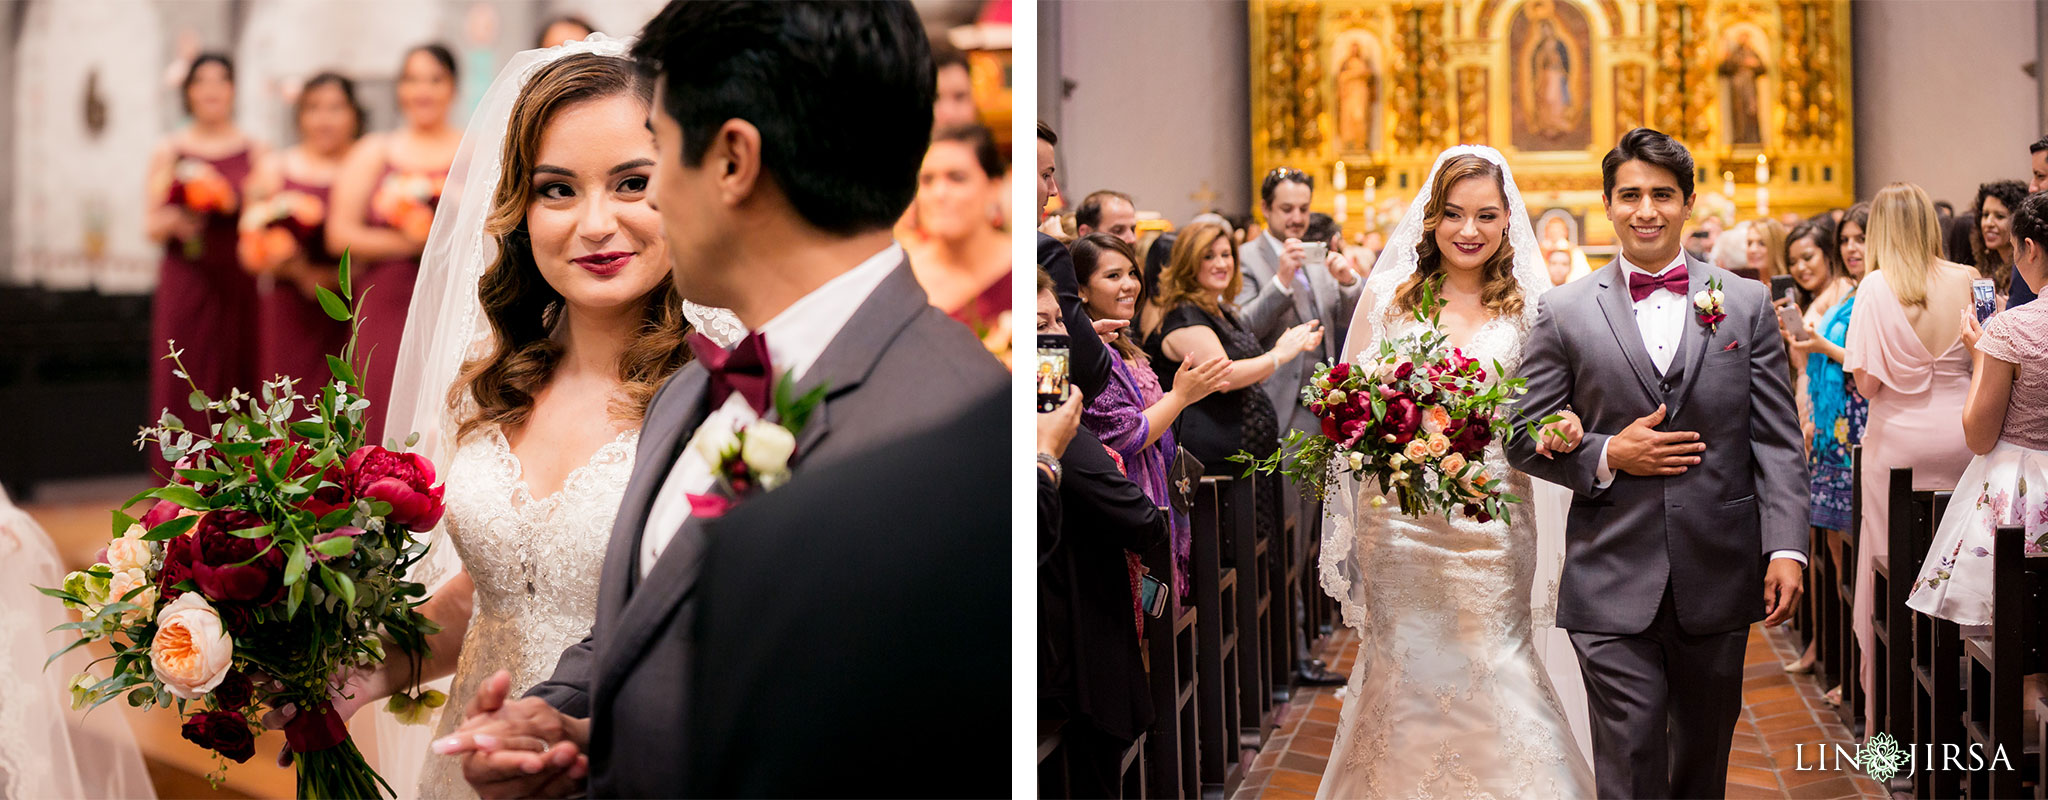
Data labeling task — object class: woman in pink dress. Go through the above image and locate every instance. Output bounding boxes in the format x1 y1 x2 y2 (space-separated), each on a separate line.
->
327 44 462 446
1844 182 1978 735
1907 191 2048 622
143 53 268 462
240 73 364 392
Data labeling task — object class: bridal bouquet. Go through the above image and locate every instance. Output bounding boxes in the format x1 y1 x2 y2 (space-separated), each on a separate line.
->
238 189 327 275
370 171 442 243
40 253 442 798
167 158 240 259
1232 283 1557 524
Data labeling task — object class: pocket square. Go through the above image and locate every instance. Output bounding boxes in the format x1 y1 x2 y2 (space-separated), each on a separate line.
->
1722 340 1740 351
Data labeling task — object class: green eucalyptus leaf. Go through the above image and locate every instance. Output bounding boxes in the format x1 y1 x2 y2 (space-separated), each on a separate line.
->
315 286 353 322
148 486 208 510
174 468 229 484
284 542 308 586
141 513 200 541
313 535 356 558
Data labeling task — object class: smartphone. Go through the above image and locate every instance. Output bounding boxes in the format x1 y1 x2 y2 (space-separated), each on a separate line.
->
1139 572 1170 619
1301 241 1329 268
1972 278 1997 323
1036 333 1070 413
1769 274 1798 304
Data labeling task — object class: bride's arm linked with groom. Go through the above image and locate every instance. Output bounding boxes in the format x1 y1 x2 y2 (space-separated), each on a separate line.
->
426 3 1008 798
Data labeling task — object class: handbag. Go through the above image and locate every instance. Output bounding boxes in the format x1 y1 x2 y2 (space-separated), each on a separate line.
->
1168 445 1203 517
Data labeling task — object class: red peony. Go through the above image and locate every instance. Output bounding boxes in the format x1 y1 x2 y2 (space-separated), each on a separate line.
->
1393 361 1415 380
211 670 253 711
141 499 184 529
1447 418 1493 456
343 446 445 530
269 440 349 518
188 509 287 606
181 710 257 763
1383 396 1423 444
1325 363 1351 382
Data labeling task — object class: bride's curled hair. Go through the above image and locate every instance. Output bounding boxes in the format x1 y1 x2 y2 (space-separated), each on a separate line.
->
451 52 694 441
1393 154 1526 322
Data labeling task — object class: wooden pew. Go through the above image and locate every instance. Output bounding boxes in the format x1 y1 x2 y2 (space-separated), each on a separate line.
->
1039 719 1068 798
1960 523 2046 800
1141 536 1200 798
1867 467 1919 739
1220 476 1275 750
1192 477 1245 798
1828 446 1863 731
1897 488 1963 798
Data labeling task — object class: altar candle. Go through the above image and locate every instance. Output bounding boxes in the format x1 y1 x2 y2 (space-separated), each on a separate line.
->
1365 176 1377 205
1335 193 1347 224
1723 171 1736 199
1334 161 1347 191
1756 154 1769 184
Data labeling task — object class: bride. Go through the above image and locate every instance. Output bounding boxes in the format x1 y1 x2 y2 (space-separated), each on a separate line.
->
1317 146 1595 798
289 37 739 798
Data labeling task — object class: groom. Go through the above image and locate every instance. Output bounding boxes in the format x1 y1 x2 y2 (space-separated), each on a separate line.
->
1506 128 1808 799
434 2 1007 796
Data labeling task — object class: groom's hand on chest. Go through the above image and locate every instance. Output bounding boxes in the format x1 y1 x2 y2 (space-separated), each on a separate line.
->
1605 404 1705 477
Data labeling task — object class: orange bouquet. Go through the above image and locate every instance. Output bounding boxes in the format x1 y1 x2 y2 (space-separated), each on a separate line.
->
238 190 327 276
167 159 241 259
369 172 441 243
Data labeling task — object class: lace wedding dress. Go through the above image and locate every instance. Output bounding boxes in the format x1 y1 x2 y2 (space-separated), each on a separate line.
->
413 424 639 799
1316 146 1592 799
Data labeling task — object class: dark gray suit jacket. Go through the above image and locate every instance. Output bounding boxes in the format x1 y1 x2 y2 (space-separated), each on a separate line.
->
525 260 1006 796
1234 233 1361 436
1505 256 1808 636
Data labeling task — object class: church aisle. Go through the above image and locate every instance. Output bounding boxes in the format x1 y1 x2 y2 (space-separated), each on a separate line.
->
1232 626 1891 800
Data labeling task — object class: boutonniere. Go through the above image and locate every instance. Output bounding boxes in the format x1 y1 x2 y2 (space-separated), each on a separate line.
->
1693 277 1727 332
685 374 829 519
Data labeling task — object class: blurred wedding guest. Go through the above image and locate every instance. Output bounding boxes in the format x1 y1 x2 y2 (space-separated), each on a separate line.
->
1845 182 1977 735
1774 215 1861 676
1137 232 1176 339
1972 180 2027 298
0 486 157 798
1144 221 1321 595
144 53 267 458
1907 190 2048 625
931 44 978 132
907 124 1010 360
239 72 365 393
1073 233 1228 608
1036 270 1168 798
1838 202 1870 280
1945 209 1979 267
329 43 462 446
2015 138 2048 307
1685 213 1724 261
1741 216 1787 283
536 15 595 48
1075 190 1139 247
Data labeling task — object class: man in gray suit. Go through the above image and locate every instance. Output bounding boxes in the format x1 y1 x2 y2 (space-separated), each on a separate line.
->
435 3 1006 796
1506 128 1807 799
1237 168 1364 687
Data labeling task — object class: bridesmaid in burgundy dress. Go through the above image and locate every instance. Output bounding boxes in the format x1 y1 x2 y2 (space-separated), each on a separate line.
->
905 124 1012 366
327 44 462 446
239 73 366 394
143 53 269 461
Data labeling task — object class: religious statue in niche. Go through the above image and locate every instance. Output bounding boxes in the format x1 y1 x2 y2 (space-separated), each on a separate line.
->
1332 32 1382 153
1720 26 1768 146
1510 0 1592 152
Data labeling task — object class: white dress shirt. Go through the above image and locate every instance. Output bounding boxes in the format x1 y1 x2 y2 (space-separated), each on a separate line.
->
1591 252 1805 565
637 243 904 578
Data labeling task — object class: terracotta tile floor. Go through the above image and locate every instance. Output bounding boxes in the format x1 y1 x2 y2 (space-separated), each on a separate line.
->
1232 624 1891 799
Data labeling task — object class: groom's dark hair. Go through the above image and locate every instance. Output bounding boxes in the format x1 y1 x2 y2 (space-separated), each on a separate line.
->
1603 127 1695 200
632 1 935 235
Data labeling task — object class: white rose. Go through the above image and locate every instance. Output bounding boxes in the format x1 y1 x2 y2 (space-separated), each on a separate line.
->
740 420 797 479
149 593 233 700
106 527 153 574
1710 289 1725 304
105 568 157 622
688 424 741 468
1694 291 1712 308
1325 389 1346 405
1348 451 1366 471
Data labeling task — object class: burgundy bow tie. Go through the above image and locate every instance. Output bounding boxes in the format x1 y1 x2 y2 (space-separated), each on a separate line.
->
688 331 773 416
1627 264 1690 302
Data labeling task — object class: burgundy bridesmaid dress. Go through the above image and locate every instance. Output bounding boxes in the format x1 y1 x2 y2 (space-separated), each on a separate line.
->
351 162 445 448
256 175 349 397
149 147 258 463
